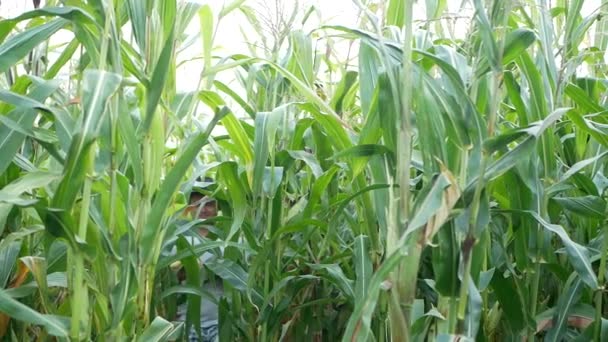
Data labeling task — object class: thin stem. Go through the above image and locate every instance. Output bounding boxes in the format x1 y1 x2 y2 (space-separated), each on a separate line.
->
594 221 608 341
399 0 413 228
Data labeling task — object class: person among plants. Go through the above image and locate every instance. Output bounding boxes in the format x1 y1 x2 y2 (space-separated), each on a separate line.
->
173 178 223 342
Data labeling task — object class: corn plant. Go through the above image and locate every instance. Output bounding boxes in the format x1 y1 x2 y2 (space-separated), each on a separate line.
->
0 0 233 340
0 0 608 341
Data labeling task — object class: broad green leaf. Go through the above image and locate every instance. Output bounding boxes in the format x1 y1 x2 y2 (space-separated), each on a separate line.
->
142 108 226 263
160 285 218 302
476 28 536 77
205 258 263 305
0 19 68 73
0 288 69 337
567 110 608 147
0 171 61 196
404 169 460 243
126 0 147 53
220 113 254 171
332 144 393 160
157 240 253 269
141 27 174 134
19 257 51 313
217 161 248 242
0 78 60 175
176 237 201 339
136 316 174 342
213 80 255 118
0 242 21 288
48 70 121 239
287 150 323 178
565 83 604 113
386 0 405 27
552 196 606 219
490 271 526 332
342 246 404 342
262 166 283 197
160 0 177 41
199 5 214 72
546 276 584 342
503 29 536 66
528 212 599 289
472 0 499 71
0 90 53 113
353 235 372 300
561 151 608 182
252 108 285 197
285 30 314 86
464 280 482 338
0 7 96 42
308 263 355 301
117 96 143 189
303 166 339 218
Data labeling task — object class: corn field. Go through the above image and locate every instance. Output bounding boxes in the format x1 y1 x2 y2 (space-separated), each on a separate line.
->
0 0 607 340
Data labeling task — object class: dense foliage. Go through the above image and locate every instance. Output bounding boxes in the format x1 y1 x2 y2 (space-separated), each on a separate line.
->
0 0 607 341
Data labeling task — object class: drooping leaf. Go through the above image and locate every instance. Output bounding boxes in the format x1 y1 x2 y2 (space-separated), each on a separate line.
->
0 289 69 337
528 212 599 289
0 19 68 73
136 316 175 342
552 196 606 219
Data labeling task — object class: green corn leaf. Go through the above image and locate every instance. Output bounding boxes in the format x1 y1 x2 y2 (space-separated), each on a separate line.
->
0 19 68 73
0 288 70 337
561 151 608 183
213 80 256 118
386 0 405 27
342 247 403 342
308 263 355 302
136 316 175 342
552 196 606 219
472 0 499 71
503 29 536 65
567 110 608 147
489 272 526 332
160 285 218 301
528 212 598 289
565 83 604 113
205 258 263 305
0 242 21 288
176 236 201 340
546 276 584 342
140 27 174 134
217 161 248 242
199 5 214 72
142 108 226 263
403 169 460 244
0 89 53 113
353 235 372 300
262 166 283 197
220 112 254 171
157 240 253 269
48 70 121 239
331 144 393 160
126 0 147 53
0 79 60 175
287 150 323 178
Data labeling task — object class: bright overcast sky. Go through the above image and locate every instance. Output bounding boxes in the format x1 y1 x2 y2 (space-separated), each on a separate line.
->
1 0 602 93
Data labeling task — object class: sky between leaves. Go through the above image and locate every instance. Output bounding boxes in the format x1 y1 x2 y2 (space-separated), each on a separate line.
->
0 0 602 107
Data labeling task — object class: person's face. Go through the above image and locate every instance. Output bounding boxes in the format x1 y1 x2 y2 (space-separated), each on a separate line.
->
187 193 217 220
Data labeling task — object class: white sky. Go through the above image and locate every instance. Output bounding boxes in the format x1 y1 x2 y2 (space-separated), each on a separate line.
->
0 0 603 94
